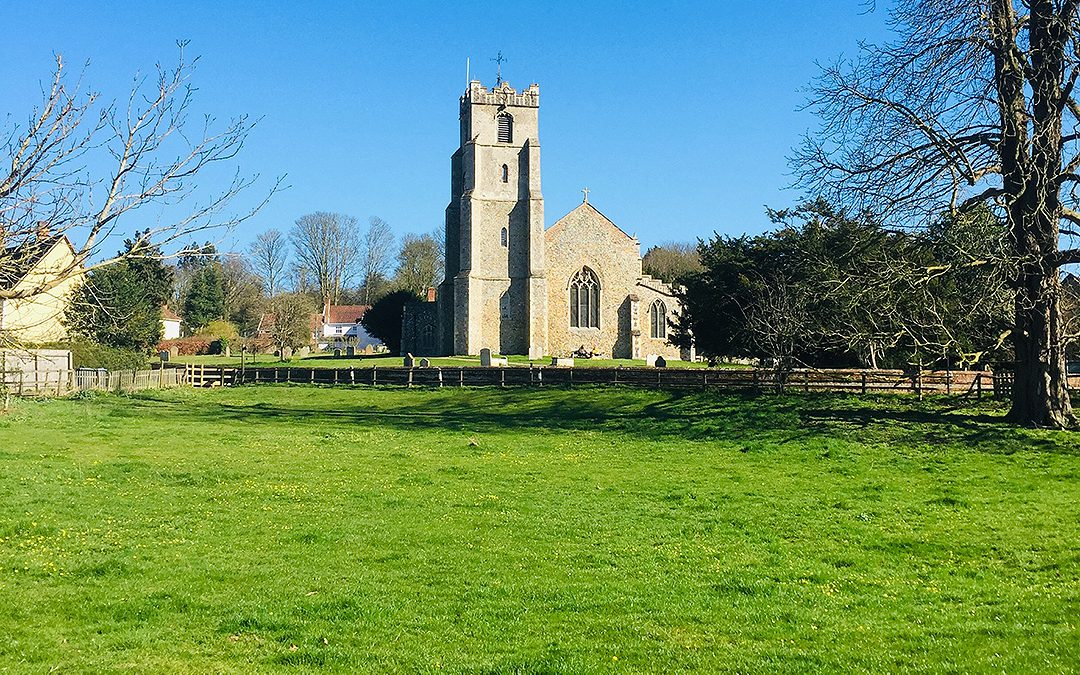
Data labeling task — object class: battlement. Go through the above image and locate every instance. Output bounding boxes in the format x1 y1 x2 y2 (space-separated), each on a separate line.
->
463 80 540 108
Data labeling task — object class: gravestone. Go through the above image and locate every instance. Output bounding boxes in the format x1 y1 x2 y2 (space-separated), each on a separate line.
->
334 349 342 357
159 350 170 362
419 358 431 367
403 353 415 368
346 346 355 357
654 356 667 368
480 348 492 367
282 347 293 360
645 354 659 367
297 346 310 358
551 357 574 367
169 346 179 359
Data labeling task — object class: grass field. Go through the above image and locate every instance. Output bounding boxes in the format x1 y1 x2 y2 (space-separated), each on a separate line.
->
1 386 1077 673
173 353 723 369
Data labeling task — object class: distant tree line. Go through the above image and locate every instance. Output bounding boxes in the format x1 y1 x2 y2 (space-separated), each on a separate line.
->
64 211 445 362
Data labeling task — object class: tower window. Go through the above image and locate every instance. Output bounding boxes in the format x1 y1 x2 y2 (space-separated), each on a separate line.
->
501 164 509 183
569 267 600 329
500 227 508 248
497 113 513 143
650 299 667 339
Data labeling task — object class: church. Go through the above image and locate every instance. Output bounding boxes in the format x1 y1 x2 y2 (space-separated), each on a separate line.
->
403 79 688 361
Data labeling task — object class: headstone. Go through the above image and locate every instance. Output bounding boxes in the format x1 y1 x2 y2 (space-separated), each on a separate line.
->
419 358 431 367
551 357 574 367
403 352 415 368
297 346 310 358
159 350 170 362
169 346 179 358
528 345 544 360
654 356 667 368
645 354 659 367
224 346 231 358
491 356 509 366
282 347 293 360
480 348 493 367
334 349 342 357
346 346 356 357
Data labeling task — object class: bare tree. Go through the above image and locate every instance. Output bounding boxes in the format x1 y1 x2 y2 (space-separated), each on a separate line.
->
794 0 1080 427
0 43 276 308
248 229 288 297
393 233 443 296
268 293 313 360
642 242 703 284
360 216 396 304
289 212 361 308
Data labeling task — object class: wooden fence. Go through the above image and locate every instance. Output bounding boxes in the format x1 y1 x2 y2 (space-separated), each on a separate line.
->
1 367 186 397
214 365 1002 397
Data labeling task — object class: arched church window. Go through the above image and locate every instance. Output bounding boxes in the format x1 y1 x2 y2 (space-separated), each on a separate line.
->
650 299 667 339
500 227 508 248
501 164 509 183
497 113 513 143
569 267 600 329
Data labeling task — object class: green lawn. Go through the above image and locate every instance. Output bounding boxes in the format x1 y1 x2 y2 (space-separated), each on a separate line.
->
173 353 725 369
1 386 1077 673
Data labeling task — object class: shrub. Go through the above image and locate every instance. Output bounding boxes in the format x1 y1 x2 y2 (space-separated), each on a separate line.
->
196 320 240 341
209 337 230 355
39 340 150 370
157 337 212 356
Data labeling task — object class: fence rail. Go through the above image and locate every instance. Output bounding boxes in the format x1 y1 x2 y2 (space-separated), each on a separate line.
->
223 365 1006 397
2 367 187 397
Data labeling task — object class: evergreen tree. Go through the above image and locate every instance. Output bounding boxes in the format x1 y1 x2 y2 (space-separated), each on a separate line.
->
65 232 174 352
182 264 226 330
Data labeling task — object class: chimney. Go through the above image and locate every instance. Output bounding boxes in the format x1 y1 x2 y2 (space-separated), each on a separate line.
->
323 297 331 321
426 287 437 302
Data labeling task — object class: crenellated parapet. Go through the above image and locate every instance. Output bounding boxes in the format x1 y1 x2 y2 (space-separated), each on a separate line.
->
463 80 540 108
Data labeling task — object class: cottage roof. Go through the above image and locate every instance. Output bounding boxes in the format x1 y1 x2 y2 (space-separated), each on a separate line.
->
324 304 369 324
0 235 72 292
161 306 182 322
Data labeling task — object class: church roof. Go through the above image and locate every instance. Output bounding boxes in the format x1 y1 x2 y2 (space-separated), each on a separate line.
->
545 201 636 242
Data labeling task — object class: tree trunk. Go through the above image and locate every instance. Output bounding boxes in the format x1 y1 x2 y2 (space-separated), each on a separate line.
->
1009 270 1075 427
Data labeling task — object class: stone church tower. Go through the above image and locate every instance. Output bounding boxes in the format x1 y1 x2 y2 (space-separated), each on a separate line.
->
438 80 547 357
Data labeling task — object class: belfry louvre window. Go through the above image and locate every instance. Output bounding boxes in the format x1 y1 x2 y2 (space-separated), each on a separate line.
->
497 113 513 143
650 299 667 339
569 267 600 329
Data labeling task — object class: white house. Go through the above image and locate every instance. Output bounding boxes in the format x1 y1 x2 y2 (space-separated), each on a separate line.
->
319 303 381 351
161 306 182 340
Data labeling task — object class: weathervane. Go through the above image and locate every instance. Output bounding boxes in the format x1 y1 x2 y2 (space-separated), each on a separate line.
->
491 51 507 85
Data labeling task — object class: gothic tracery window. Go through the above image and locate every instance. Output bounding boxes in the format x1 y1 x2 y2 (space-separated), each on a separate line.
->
569 267 600 329
650 299 667 339
497 113 513 143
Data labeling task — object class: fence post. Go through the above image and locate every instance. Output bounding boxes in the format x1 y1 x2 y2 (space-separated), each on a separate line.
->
438 367 444 388
350 368 355 385
976 373 983 399
408 368 413 388
946 369 952 395
861 371 867 396
310 369 314 384
373 367 378 386
614 367 619 385
459 368 464 387
500 368 505 388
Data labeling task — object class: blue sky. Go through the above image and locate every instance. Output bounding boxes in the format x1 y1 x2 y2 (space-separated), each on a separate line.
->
1 1 893 252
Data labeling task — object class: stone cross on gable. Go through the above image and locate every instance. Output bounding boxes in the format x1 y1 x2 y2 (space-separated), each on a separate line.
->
582 186 590 203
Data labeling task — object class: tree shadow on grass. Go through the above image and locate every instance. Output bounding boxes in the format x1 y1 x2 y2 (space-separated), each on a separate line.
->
128 387 1080 456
